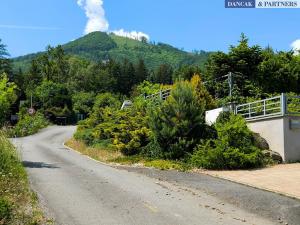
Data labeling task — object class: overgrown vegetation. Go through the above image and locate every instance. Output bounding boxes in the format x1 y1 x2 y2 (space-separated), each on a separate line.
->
0 131 47 224
1 32 299 171
191 113 263 169
72 75 267 170
12 110 49 137
0 73 17 127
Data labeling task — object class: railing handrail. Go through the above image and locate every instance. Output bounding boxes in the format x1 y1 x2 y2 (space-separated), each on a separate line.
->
144 89 172 101
236 95 281 108
235 93 300 121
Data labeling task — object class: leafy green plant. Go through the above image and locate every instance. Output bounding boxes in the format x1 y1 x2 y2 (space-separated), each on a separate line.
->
0 73 17 126
0 198 12 223
12 110 49 137
191 114 264 169
75 98 151 156
148 80 208 159
141 138 163 159
72 92 95 116
0 131 46 224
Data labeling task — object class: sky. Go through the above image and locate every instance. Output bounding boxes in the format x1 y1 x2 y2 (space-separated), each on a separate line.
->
1 0 300 57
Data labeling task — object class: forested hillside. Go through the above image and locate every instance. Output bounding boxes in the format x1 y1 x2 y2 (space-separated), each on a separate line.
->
12 32 211 72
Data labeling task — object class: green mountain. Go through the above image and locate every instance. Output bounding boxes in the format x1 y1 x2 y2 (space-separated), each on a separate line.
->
13 31 211 71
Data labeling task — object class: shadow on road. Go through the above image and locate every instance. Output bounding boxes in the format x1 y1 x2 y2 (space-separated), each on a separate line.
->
22 161 60 169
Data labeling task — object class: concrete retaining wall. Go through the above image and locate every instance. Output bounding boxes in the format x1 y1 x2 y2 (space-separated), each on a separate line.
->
248 116 300 162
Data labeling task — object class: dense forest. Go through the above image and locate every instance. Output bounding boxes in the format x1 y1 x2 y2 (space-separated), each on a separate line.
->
1 33 299 170
13 31 211 72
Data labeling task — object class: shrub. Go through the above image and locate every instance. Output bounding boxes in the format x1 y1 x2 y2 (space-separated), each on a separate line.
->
191 114 264 169
190 74 216 110
0 198 12 223
0 129 44 224
215 111 231 124
12 110 49 137
0 73 17 126
93 92 121 111
72 92 95 116
75 103 151 156
74 127 95 145
115 126 151 156
149 80 208 159
141 138 163 159
0 131 25 176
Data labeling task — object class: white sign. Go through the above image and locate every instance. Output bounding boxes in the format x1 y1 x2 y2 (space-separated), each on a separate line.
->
28 108 36 115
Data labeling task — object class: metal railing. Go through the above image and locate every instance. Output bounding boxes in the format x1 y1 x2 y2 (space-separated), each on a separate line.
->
235 94 300 121
286 95 300 116
145 89 171 101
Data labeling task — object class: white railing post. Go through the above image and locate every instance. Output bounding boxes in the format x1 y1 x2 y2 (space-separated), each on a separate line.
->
281 93 287 116
248 103 251 118
263 99 266 116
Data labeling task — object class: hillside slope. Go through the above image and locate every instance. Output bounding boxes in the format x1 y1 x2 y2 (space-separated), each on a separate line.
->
13 32 211 71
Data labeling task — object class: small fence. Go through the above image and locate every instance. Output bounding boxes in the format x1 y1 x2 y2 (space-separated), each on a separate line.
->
144 89 171 101
235 94 300 121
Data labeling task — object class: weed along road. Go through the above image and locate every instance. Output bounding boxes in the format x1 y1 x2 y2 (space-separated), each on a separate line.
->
12 126 300 225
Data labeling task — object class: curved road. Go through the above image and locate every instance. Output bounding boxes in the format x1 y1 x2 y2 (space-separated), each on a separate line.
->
12 126 300 225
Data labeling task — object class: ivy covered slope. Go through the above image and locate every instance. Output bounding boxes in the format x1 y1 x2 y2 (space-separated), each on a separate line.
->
13 31 211 71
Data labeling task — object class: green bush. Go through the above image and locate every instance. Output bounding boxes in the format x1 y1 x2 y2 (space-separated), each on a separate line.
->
74 127 95 145
215 111 231 124
0 198 12 223
115 126 151 156
148 80 208 159
0 73 17 127
12 110 49 137
0 131 25 176
93 92 121 111
0 129 45 224
0 132 22 224
191 114 264 169
141 138 163 159
72 92 95 116
75 101 151 156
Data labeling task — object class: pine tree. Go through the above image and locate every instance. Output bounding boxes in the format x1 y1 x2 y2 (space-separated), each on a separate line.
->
134 59 148 85
0 39 12 79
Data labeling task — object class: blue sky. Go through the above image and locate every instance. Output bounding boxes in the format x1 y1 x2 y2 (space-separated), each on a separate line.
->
1 0 300 57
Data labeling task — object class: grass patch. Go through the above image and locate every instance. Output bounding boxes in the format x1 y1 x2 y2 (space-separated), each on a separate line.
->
66 139 122 162
144 160 190 171
66 138 189 171
0 131 49 224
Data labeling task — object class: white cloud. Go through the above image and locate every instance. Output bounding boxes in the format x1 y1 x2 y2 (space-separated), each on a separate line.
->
76 0 150 41
77 0 109 34
291 39 300 55
111 29 150 41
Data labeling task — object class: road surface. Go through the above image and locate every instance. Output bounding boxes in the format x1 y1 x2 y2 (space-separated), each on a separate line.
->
12 126 300 225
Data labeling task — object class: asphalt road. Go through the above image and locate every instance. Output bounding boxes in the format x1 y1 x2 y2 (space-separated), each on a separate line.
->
12 126 300 225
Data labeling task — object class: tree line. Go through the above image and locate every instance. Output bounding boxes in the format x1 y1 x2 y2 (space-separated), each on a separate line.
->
1 33 300 126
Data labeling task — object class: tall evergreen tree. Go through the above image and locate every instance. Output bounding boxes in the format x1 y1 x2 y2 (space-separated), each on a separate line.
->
134 59 148 84
0 39 12 79
153 64 173 84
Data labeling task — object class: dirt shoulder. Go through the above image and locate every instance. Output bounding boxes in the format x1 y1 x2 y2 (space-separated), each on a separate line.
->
196 163 300 200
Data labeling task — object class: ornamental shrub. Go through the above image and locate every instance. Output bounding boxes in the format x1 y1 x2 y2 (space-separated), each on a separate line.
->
75 99 151 156
191 114 264 169
149 80 208 159
12 110 49 137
